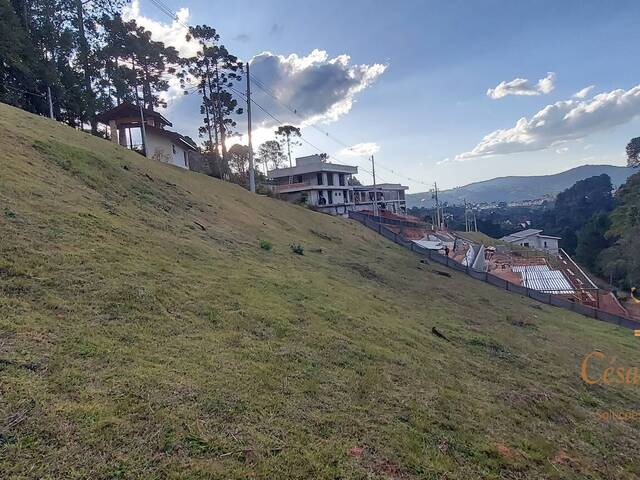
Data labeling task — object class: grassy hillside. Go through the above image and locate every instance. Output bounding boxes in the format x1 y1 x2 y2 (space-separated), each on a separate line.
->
1 103 639 479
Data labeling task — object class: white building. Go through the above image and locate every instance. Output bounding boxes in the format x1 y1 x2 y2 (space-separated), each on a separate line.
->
352 183 408 214
97 102 196 169
501 229 561 255
268 155 358 215
268 155 409 216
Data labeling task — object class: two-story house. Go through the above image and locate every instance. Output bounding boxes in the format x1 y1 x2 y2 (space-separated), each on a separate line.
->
268 155 358 215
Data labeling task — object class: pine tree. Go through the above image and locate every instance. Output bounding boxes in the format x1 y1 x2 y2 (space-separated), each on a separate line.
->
180 25 243 177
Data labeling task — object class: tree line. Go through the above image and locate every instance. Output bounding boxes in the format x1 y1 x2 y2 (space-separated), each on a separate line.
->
0 0 304 181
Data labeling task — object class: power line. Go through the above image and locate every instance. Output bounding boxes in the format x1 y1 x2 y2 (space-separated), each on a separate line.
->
142 0 417 187
248 72 432 187
228 84 387 180
5 85 46 98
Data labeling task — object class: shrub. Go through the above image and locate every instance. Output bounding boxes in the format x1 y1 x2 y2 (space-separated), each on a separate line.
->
290 244 304 255
259 239 272 251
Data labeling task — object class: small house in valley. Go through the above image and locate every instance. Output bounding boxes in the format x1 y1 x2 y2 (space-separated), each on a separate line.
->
501 229 561 255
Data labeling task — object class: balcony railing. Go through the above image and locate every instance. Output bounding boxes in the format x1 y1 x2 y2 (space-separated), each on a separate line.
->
273 181 312 193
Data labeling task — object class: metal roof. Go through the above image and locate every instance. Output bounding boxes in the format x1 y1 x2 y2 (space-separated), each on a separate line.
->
412 239 444 250
512 265 574 293
501 229 543 243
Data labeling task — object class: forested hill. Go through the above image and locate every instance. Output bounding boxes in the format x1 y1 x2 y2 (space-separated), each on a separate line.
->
406 164 636 207
596 171 640 289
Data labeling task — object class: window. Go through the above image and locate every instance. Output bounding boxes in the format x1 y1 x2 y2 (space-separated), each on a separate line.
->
339 174 345 186
317 172 323 185
172 144 176 154
295 175 303 183
183 151 188 166
544 241 548 248
327 190 333 204
327 173 334 186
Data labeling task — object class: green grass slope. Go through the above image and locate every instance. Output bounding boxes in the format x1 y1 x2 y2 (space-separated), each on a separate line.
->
1 103 639 479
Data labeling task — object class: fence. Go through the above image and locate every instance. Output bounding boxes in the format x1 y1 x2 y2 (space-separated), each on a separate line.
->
348 212 640 330
348 210 426 229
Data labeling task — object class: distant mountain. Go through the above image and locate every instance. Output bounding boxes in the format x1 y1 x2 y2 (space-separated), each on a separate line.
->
406 165 637 208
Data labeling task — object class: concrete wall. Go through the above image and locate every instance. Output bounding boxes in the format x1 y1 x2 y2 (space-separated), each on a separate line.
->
146 131 189 169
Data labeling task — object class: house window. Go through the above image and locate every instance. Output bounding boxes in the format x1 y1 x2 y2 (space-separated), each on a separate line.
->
523 242 530 247
295 175 303 183
327 190 333 204
544 241 548 248
339 174 345 186
172 144 176 154
317 172 323 185
327 173 334 186
183 151 188 166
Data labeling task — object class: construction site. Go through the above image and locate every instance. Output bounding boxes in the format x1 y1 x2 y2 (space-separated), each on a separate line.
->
352 210 635 321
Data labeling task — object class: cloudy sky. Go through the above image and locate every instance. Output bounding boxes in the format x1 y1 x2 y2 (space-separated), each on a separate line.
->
125 0 640 191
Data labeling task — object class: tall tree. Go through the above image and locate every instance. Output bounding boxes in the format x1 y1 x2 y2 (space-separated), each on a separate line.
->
71 0 125 132
180 25 243 177
543 174 614 254
257 140 285 173
575 213 612 272
99 14 179 110
0 0 40 111
228 143 250 180
626 137 640 168
275 125 301 167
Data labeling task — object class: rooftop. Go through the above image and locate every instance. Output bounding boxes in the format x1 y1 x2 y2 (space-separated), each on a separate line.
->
145 125 197 151
96 102 172 128
268 155 357 178
354 183 409 191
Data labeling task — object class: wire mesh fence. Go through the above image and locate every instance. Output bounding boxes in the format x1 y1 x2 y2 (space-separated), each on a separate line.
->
348 212 640 330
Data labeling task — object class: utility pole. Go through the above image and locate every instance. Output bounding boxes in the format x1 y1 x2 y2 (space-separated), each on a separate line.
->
433 182 440 230
47 86 54 119
473 209 478 232
464 199 468 232
246 62 256 193
132 59 147 156
371 155 378 218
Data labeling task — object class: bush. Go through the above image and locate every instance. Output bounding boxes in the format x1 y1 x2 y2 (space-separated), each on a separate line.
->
259 239 272 251
290 244 304 255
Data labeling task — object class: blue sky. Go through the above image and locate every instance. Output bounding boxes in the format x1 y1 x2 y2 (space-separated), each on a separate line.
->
127 0 640 191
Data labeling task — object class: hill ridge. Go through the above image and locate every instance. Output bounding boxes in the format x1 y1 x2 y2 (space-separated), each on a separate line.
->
407 164 636 207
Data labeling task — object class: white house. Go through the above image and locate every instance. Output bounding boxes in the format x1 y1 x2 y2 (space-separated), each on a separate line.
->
268 155 409 216
268 155 358 215
501 229 561 255
352 183 408 214
97 102 196 169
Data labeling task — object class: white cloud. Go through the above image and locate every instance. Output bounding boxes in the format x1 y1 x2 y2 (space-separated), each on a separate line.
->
436 157 451 165
574 85 595 99
457 84 640 161
340 142 380 157
123 0 197 58
122 0 197 108
487 72 556 99
556 146 569 154
249 49 387 128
